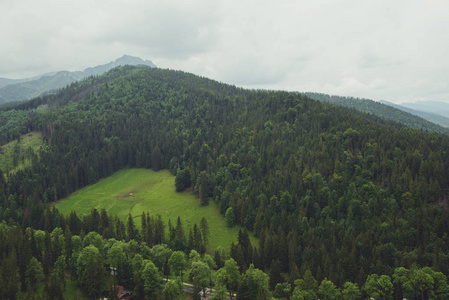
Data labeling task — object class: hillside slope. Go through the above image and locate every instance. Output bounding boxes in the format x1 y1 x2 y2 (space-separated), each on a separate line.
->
304 92 449 134
2 66 449 286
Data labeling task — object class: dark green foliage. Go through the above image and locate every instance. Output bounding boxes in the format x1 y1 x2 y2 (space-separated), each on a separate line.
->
392 266 449 300
142 260 163 298
270 260 282 290
0 248 19 300
25 257 44 289
127 213 136 241
76 245 106 298
363 274 393 300
238 264 271 300
0 109 32 142
1 65 449 295
214 250 224 269
225 207 235 228
200 217 210 247
0 211 449 299
175 168 191 192
172 216 186 251
193 224 204 254
149 244 172 275
231 229 253 272
45 272 65 300
273 282 291 299
197 171 213 205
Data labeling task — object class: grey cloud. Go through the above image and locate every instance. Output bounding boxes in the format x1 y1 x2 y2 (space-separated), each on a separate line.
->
91 3 220 59
358 53 404 70
1 0 449 103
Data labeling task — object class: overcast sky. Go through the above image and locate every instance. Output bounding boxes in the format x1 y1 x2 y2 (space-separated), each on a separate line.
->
1 0 448 103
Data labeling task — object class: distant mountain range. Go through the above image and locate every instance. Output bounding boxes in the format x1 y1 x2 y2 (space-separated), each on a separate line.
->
0 73 54 89
304 92 449 135
380 100 449 127
0 55 156 104
400 100 449 118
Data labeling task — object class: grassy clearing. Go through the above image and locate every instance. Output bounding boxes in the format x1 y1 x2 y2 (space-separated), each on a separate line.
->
56 168 257 251
0 131 43 175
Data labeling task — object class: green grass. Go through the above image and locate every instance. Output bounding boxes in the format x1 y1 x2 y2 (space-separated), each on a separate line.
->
56 168 257 251
0 131 43 175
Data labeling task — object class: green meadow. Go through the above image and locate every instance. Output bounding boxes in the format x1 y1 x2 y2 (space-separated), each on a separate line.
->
56 168 257 251
0 131 43 175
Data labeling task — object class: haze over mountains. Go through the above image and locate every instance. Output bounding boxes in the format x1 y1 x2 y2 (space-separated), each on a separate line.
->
0 55 156 104
380 100 449 128
400 100 449 118
0 75 48 89
304 93 449 135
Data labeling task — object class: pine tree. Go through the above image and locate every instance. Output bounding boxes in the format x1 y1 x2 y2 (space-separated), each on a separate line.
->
200 217 210 247
127 213 136 241
173 216 186 251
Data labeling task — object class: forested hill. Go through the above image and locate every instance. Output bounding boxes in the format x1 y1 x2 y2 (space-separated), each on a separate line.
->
304 92 449 134
2 65 449 290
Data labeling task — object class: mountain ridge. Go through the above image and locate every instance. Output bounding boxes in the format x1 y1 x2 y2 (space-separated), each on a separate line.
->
380 100 449 128
0 55 156 104
303 92 449 134
399 100 449 118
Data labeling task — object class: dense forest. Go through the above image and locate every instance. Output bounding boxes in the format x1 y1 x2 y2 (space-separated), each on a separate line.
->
1 65 449 299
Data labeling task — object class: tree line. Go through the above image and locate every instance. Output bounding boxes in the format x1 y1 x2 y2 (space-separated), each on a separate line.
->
2 208 448 299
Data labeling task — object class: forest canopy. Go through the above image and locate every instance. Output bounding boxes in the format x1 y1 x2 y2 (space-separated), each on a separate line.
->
1 65 449 298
